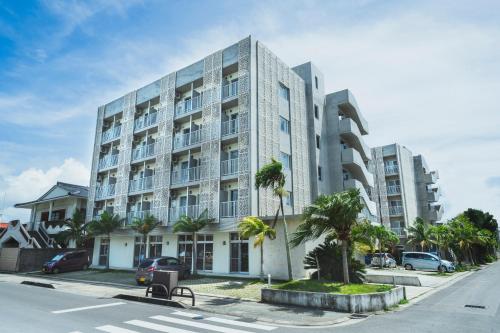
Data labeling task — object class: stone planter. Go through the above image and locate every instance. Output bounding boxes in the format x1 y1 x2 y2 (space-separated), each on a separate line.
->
261 286 405 313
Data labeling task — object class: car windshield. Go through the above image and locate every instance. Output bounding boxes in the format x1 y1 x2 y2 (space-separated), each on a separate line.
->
50 254 65 261
139 259 155 268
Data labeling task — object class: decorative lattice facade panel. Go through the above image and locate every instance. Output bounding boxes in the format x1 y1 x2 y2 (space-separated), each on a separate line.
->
86 106 105 222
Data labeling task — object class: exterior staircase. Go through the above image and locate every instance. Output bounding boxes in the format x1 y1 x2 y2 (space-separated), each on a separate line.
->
0 220 58 249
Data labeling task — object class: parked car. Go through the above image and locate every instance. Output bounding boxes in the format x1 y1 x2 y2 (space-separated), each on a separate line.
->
135 257 190 285
42 250 90 274
402 252 455 272
371 253 397 268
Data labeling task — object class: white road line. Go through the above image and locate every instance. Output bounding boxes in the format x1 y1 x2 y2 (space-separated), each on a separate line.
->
96 325 140 333
171 311 204 319
52 302 126 314
125 319 197 333
205 317 277 331
151 315 254 333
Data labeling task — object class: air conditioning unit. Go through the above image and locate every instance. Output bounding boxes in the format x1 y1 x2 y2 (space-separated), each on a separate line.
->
136 109 144 116
131 166 138 173
172 156 179 164
128 197 136 204
96 176 103 182
175 92 182 100
133 139 141 145
171 193 177 200
173 124 181 132
144 197 149 201
100 147 109 154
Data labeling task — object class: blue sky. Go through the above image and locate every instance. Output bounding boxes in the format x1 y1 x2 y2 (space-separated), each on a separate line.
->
1 0 499 222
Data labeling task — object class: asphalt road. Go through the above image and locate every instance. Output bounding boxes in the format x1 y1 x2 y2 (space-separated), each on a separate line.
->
0 262 499 333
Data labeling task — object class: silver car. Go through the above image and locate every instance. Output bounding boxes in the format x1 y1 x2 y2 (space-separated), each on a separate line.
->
402 252 455 272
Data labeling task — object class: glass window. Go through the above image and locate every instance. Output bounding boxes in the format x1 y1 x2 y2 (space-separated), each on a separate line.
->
99 238 109 266
133 237 146 267
316 135 321 149
285 192 293 206
230 233 249 273
178 235 193 268
278 83 289 101
314 105 319 119
315 76 318 89
280 152 291 170
149 235 163 258
279 116 290 134
196 234 213 271
318 166 322 181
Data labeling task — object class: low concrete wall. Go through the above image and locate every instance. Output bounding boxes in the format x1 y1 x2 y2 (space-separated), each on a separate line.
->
261 286 405 313
364 274 421 286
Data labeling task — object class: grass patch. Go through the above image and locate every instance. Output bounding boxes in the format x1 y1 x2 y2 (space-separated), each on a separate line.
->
399 299 409 305
272 280 392 295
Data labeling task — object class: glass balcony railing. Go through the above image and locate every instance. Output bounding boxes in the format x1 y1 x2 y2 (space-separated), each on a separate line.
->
386 185 401 195
222 81 238 99
134 112 158 132
102 125 121 143
389 206 404 216
98 154 119 170
128 176 154 193
169 205 200 222
173 129 204 149
221 158 239 176
126 210 151 225
221 118 239 137
384 165 399 175
175 95 203 117
95 184 116 199
391 227 405 236
220 201 237 218
171 166 202 185
131 143 156 161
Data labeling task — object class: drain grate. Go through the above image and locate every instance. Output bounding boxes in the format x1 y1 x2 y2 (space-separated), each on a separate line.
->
465 305 486 309
350 313 369 319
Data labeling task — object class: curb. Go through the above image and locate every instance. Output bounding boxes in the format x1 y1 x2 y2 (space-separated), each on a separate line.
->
21 280 55 289
20 273 143 290
113 294 185 308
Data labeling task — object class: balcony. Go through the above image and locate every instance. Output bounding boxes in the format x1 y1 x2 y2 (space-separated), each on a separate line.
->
384 165 399 175
220 201 237 218
427 190 439 202
98 154 118 170
429 204 444 221
173 129 204 150
95 184 115 200
169 205 200 222
389 206 404 216
343 179 377 216
221 158 239 177
387 185 401 195
128 176 154 193
171 166 202 185
175 95 203 117
424 171 439 184
391 227 406 237
131 143 156 161
102 125 121 143
222 81 238 100
341 148 374 187
221 118 240 137
134 112 158 132
339 118 371 161
126 210 151 225
328 89 369 134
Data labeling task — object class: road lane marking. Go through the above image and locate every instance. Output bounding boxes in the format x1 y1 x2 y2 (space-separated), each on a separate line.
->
96 325 140 333
205 317 277 331
151 315 254 333
52 302 126 314
171 311 204 319
125 319 196 333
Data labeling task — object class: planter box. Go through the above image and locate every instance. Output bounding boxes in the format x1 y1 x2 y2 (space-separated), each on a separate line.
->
261 286 405 313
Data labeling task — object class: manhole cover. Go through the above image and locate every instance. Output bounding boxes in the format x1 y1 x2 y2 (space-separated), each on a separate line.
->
464 305 486 309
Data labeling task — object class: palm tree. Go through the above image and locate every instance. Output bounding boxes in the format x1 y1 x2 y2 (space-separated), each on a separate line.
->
172 209 212 275
290 189 364 284
407 217 431 251
131 213 161 265
238 216 276 281
57 209 88 248
373 226 399 269
429 224 451 259
449 214 477 265
87 211 123 269
255 157 293 280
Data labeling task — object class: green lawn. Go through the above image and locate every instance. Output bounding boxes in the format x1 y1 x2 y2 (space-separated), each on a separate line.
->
272 280 393 295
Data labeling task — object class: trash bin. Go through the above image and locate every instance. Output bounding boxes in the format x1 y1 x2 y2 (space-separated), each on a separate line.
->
151 270 178 298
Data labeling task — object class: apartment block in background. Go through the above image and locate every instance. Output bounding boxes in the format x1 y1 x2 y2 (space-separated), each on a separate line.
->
413 155 443 224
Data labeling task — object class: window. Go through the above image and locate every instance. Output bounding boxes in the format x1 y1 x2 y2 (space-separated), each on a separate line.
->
285 192 294 206
279 116 290 134
196 234 213 271
149 235 163 258
318 166 322 181
98 238 109 266
316 135 320 149
279 83 290 101
178 235 193 268
314 105 319 119
230 233 249 273
133 236 145 267
280 152 291 170
315 76 318 89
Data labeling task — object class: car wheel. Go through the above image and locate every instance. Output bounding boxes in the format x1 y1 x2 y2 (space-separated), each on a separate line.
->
53 267 60 274
82 264 88 270
438 265 447 273
136 281 143 286
404 264 413 270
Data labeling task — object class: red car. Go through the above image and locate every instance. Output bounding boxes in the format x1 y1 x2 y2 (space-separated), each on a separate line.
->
42 250 90 274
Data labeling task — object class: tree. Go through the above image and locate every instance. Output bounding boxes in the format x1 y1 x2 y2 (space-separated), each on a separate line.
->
255 157 293 280
407 217 431 251
238 216 276 281
352 220 377 254
448 214 477 265
373 226 399 269
56 209 88 248
172 209 212 275
290 189 364 284
429 224 452 259
87 211 123 269
463 209 499 263
131 213 161 265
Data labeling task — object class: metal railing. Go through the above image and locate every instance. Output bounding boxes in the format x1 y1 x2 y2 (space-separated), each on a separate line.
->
220 201 237 217
102 125 121 143
222 81 238 99
95 184 116 199
384 165 399 174
391 227 405 236
171 166 201 185
169 205 200 221
98 154 119 170
173 129 203 149
134 112 158 131
126 210 151 225
175 95 203 117
389 206 404 216
386 185 401 195
221 158 239 176
131 143 156 161
128 176 154 193
221 118 239 137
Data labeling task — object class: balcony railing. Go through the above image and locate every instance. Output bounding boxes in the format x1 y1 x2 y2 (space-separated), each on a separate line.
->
98 154 119 170
389 206 404 216
126 210 151 225
173 129 203 149
171 166 201 185
102 125 121 143
169 205 200 222
131 143 156 161
128 176 154 193
134 112 158 131
386 185 401 195
175 95 203 117
220 201 237 218
384 165 399 175
221 158 239 176
221 118 239 137
95 184 116 199
222 81 238 99
391 227 405 236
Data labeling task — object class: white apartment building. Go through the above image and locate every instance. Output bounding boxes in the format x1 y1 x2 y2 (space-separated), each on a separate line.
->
87 36 376 279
